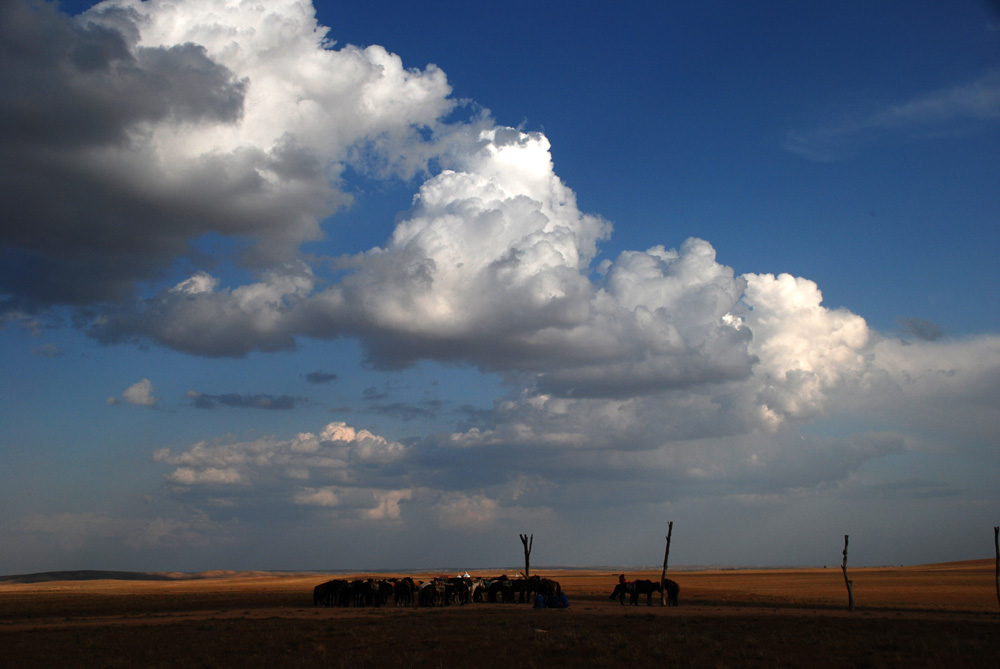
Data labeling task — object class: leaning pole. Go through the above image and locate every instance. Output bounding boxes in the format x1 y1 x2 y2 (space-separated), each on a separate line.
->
842 534 854 612
660 521 673 606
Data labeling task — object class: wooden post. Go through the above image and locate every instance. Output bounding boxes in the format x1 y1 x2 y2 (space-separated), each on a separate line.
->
994 526 999 612
520 533 533 580
841 534 854 612
660 521 673 606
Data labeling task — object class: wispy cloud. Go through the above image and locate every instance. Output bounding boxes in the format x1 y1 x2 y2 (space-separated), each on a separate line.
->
896 317 945 342
31 343 62 357
371 399 444 421
187 391 300 410
785 70 1000 160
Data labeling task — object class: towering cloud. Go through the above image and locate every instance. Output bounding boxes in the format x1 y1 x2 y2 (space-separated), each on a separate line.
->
1 0 456 307
8 0 993 426
0 0 864 417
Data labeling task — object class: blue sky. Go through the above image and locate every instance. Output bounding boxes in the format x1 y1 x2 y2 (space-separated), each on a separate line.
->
1 0 998 573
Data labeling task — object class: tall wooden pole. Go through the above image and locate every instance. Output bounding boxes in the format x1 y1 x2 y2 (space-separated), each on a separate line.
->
520 533 533 580
993 526 999 612
660 521 673 606
841 534 854 612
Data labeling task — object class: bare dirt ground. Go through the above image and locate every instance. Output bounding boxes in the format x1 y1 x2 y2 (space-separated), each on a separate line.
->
2 560 998 667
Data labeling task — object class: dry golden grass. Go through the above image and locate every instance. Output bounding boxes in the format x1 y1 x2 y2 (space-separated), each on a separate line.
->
1 561 998 667
611 559 1000 612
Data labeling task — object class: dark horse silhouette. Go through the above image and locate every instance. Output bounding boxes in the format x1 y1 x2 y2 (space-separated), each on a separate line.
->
660 578 680 606
313 578 347 606
393 577 415 606
609 581 634 605
609 578 679 606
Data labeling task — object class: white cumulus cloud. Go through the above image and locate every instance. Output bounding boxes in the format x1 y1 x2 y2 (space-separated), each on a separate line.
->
122 378 157 406
1 0 460 308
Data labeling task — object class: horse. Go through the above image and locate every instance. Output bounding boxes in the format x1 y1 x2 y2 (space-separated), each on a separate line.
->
662 578 680 606
418 579 447 607
609 581 634 605
393 577 415 606
630 579 662 606
313 579 346 607
487 575 514 603
609 578 680 606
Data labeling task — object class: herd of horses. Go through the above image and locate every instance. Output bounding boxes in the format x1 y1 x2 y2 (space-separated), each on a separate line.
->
312 573 680 608
609 577 680 607
312 574 563 608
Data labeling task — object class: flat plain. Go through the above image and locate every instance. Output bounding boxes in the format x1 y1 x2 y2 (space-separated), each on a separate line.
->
2 560 998 667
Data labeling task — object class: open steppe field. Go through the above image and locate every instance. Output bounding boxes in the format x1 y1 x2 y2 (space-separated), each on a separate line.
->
2 560 998 667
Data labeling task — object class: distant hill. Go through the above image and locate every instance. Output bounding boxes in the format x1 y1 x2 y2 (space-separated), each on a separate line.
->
0 570 180 584
0 569 318 584
2 559 992 584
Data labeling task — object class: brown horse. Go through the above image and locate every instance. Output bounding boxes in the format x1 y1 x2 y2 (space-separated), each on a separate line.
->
418 579 447 607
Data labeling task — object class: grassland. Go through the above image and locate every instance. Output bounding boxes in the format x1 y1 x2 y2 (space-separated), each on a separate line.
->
2 560 998 667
